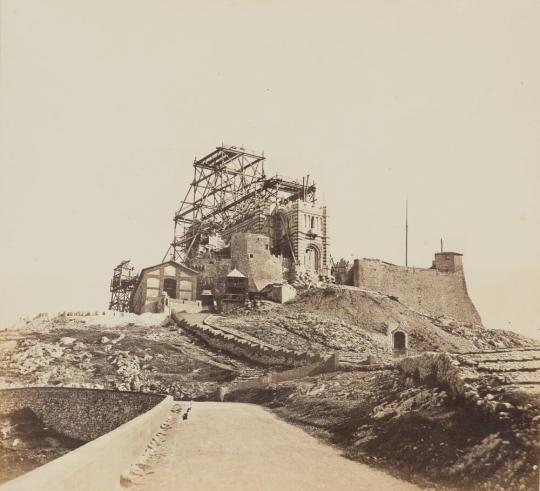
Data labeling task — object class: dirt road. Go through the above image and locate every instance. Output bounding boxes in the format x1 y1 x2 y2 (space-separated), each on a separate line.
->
134 402 419 491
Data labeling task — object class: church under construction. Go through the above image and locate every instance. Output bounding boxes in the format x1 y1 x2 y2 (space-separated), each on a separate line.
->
109 145 330 313
108 144 480 328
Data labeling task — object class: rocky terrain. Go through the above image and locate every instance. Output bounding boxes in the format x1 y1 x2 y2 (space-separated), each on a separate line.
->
0 312 262 400
214 286 537 362
1 286 539 490
227 359 539 491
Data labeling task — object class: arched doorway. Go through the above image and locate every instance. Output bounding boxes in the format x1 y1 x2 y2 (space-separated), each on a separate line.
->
163 278 177 299
305 246 320 272
393 331 407 350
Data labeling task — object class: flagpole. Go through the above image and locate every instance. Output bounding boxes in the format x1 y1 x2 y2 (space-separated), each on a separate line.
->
405 196 408 267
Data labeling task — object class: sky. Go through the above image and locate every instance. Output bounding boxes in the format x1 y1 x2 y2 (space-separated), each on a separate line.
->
0 0 539 338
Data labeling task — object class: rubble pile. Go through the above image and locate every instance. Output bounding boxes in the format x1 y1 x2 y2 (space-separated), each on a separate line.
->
110 351 145 391
291 267 323 289
8 340 64 376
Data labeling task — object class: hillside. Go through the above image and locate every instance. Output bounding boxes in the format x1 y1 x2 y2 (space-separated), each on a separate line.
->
1 286 536 398
213 286 537 361
1 286 539 490
0 312 261 400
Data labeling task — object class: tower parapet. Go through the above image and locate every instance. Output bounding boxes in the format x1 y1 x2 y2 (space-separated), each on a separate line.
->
433 252 463 273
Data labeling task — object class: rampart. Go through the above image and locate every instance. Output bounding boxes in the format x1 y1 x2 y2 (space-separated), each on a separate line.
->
0 388 173 491
352 259 482 325
173 313 323 367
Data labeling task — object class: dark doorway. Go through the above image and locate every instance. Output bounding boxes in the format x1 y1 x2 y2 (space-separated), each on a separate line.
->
393 331 406 350
163 278 177 299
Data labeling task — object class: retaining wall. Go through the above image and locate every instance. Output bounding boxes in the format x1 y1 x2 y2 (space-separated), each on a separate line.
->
173 313 323 367
0 387 165 442
0 389 173 491
218 353 340 401
397 352 507 419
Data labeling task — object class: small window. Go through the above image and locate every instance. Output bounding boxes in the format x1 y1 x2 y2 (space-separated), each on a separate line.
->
249 254 254 258
310 217 315 229
265 244 269 250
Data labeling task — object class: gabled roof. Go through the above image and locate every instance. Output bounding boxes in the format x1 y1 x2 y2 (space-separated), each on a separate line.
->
227 268 246 278
139 260 199 276
133 260 199 293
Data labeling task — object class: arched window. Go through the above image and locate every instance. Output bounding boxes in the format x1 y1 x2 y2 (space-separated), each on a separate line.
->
393 331 407 350
163 278 177 299
305 246 320 272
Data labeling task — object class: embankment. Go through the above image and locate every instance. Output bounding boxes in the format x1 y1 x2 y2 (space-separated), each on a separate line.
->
173 313 323 367
0 387 165 442
0 388 173 491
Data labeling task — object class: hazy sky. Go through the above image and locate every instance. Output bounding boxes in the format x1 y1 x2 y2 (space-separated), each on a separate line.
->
1 1 539 338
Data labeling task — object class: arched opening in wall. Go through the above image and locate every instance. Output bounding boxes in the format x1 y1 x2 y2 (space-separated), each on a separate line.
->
304 246 320 272
163 278 177 299
393 331 407 350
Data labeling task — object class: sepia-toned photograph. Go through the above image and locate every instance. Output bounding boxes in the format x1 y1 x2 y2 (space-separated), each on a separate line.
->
0 1 539 489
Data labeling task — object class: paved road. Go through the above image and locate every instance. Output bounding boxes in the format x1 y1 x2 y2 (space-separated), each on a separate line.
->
134 402 420 491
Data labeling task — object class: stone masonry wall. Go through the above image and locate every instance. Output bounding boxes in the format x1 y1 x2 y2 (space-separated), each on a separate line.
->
218 353 340 400
353 259 482 325
398 349 540 421
0 387 165 442
276 201 330 276
190 257 232 297
230 233 284 292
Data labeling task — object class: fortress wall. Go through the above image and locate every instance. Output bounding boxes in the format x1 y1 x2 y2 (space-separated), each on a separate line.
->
0 387 165 442
353 259 482 325
173 313 323 367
